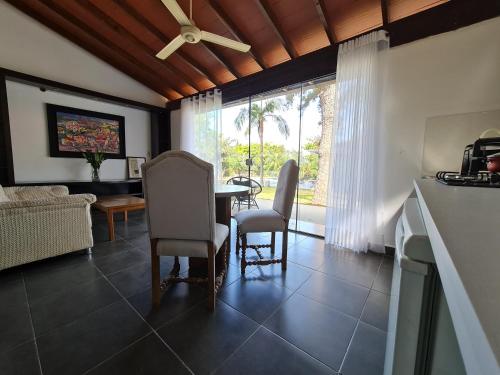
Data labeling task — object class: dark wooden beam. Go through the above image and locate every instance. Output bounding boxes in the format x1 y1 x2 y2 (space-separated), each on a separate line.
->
0 74 14 186
200 42 241 79
82 0 201 92
387 0 500 48
6 0 177 100
0 68 166 111
315 0 337 45
112 0 220 86
167 44 338 110
381 0 389 27
208 0 267 69
167 0 500 110
254 0 298 59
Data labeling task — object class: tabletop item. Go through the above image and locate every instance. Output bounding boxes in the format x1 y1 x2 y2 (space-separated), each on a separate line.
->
486 152 500 173
93 194 145 241
436 136 500 187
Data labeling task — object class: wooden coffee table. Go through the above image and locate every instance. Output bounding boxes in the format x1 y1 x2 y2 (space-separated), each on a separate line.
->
94 194 145 241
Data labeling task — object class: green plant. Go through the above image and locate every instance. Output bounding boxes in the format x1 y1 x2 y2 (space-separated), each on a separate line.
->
83 150 106 170
83 150 106 181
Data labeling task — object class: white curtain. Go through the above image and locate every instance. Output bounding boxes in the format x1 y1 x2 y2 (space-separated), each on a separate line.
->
180 89 222 181
325 30 389 253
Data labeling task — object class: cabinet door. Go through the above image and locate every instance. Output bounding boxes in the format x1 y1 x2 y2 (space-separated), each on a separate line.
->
426 281 466 375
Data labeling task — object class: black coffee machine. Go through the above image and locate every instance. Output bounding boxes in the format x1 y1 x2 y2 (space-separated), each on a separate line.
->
460 137 500 175
436 137 500 187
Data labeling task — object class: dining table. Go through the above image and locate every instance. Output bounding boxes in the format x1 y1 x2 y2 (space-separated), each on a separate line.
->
188 184 250 273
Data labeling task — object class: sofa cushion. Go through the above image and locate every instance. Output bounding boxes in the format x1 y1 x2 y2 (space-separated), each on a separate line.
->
10 187 58 201
0 185 9 203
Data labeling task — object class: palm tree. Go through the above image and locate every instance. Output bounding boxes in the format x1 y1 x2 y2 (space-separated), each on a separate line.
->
234 99 290 184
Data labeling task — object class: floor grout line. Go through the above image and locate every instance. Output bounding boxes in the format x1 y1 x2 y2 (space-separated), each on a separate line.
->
337 276 373 374
211 266 332 374
80 332 155 375
7 218 389 374
21 273 44 375
92 266 196 375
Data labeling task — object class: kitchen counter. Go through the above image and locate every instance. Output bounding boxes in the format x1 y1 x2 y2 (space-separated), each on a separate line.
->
414 179 500 375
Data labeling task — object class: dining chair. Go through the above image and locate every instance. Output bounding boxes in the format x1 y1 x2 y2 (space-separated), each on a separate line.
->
226 176 262 211
234 160 299 274
141 150 229 311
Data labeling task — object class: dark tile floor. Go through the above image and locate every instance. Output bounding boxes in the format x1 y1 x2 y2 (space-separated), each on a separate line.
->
0 210 393 375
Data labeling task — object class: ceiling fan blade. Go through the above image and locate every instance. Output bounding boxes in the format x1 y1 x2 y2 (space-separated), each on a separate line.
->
156 34 185 60
160 0 191 25
200 31 251 53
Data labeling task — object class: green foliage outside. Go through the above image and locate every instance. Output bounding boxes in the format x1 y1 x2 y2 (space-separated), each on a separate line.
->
260 186 314 205
221 139 319 182
221 138 319 205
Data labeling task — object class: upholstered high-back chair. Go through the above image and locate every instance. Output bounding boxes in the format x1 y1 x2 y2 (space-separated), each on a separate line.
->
234 160 299 273
142 151 229 311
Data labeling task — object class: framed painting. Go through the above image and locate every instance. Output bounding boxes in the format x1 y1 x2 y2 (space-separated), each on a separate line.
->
46 104 126 159
127 156 146 179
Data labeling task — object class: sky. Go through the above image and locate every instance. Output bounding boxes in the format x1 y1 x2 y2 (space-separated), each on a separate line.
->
221 93 323 153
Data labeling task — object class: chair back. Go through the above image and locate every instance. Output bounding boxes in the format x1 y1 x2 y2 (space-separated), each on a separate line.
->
272 160 299 220
227 176 262 197
141 151 215 242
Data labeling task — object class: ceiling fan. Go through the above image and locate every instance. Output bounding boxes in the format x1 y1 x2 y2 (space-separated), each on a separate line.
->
156 0 251 60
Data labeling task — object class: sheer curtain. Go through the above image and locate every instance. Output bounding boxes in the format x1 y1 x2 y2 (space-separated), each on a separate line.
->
325 30 389 253
180 89 222 181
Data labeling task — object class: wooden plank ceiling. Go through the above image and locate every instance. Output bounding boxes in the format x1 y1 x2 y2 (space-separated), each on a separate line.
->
7 0 448 101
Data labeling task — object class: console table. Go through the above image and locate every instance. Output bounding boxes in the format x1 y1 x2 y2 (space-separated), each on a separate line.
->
18 179 142 197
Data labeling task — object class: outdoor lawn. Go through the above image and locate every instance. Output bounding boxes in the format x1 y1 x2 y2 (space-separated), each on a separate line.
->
259 186 315 205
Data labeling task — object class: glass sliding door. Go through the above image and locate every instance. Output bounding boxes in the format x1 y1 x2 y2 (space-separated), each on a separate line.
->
296 77 336 236
248 89 300 218
221 99 251 186
220 75 336 237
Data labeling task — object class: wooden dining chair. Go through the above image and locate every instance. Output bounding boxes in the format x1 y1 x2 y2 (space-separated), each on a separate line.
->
141 151 229 311
234 160 299 274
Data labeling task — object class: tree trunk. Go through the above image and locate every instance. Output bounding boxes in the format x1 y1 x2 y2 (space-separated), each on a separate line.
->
312 84 336 206
258 120 264 185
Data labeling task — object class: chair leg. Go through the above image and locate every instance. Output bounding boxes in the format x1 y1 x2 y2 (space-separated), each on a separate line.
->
281 229 288 271
207 243 216 311
271 232 276 255
236 226 241 254
150 239 161 308
241 233 247 274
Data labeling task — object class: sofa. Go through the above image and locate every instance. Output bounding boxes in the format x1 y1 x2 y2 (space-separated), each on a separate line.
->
0 185 96 270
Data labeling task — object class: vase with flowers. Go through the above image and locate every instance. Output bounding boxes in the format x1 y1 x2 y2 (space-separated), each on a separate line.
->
83 150 107 182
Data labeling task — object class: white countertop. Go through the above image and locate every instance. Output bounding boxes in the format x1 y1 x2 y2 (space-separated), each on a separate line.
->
414 179 500 375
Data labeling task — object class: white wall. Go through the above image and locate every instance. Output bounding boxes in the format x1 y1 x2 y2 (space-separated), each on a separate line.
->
380 16 500 246
0 0 165 106
0 0 168 183
7 81 150 182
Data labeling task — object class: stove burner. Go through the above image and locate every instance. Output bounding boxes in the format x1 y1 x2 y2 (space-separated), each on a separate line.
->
436 171 500 187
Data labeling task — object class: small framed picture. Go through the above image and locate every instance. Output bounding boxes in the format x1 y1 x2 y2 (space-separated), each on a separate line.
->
127 157 146 179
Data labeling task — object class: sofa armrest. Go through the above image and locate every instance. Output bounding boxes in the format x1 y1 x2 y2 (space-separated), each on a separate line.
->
0 193 96 212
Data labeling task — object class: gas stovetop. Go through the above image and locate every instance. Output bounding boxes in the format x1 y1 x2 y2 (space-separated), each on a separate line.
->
436 171 500 188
